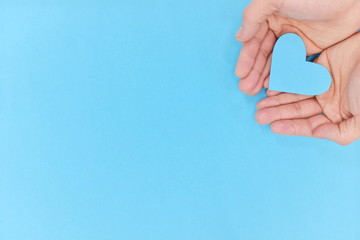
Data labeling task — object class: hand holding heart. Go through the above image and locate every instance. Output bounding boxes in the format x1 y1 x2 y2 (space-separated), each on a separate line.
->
235 0 360 96
235 0 360 144
256 33 360 145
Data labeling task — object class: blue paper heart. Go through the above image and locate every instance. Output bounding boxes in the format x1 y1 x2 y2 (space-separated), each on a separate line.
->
269 33 332 95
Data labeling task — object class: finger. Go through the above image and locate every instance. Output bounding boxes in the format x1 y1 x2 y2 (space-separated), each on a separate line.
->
314 117 360 145
250 72 268 96
255 98 322 125
257 93 314 110
235 22 268 79
271 115 331 137
263 75 270 89
240 31 276 95
262 55 272 89
236 0 278 42
266 89 281 96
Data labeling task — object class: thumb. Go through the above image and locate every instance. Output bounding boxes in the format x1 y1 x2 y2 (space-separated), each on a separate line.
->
314 117 360 145
236 0 278 42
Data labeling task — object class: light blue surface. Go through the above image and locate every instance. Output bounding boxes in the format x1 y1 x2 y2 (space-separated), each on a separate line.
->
270 33 331 95
0 1 359 240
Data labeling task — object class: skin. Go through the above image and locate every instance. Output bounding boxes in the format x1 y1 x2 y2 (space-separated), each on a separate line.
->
255 33 360 145
235 0 360 96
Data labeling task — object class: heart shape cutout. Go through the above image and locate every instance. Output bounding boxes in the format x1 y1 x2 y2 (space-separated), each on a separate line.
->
269 33 331 96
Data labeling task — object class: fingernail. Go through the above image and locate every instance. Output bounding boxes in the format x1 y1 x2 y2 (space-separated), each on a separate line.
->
236 27 244 38
271 122 294 135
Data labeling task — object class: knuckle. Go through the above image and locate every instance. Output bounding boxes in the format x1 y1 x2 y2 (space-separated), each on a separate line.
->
242 9 252 22
260 47 271 58
293 102 303 114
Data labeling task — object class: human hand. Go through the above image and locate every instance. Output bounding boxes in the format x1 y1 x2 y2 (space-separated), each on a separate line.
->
235 0 360 96
255 33 360 145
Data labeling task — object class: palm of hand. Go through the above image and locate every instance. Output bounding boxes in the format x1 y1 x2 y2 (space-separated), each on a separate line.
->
255 33 360 145
269 0 358 52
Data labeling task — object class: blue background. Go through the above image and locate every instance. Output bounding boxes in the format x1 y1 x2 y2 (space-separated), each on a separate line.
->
0 1 359 239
